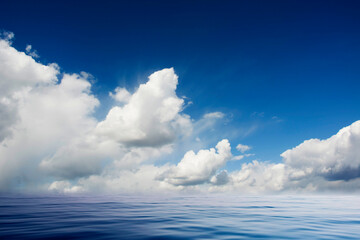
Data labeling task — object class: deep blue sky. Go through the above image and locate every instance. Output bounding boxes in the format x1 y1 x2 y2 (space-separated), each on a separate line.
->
1 0 360 163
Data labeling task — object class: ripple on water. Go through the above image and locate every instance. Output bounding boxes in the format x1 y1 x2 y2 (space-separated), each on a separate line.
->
0 195 359 239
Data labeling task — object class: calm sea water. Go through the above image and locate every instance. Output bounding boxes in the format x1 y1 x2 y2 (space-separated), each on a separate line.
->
0 194 359 239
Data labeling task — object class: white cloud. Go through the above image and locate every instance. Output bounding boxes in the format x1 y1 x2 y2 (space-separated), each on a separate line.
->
0 37 58 142
2 33 360 194
96 68 192 147
0 38 58 97
231 155 244 161
39 68 192 180
25 44 39 58
203 111 225 119
0 98 17 142
44 117 360 193
281 120 360 182
211 161 286 193
220 120 360 193
109 87 131 103
39 68 193 180
0 35 99 189
159 139 232 186
60 140 232 193
53 164 178 194
0 34 197 191
0 72 99 189
48 180 84 193
236 143 251 153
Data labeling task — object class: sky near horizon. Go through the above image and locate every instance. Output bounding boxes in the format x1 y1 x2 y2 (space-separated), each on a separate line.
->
1 0 360 193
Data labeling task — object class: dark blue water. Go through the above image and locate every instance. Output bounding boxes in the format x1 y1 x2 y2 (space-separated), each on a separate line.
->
0 194 359 239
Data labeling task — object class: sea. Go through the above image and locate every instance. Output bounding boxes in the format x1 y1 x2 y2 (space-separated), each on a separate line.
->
0 194 359 239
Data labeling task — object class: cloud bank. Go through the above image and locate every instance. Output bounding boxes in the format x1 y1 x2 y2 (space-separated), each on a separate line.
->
1 33 360 194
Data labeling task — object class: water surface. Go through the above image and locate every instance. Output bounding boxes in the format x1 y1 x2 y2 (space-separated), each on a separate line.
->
0 194 359 239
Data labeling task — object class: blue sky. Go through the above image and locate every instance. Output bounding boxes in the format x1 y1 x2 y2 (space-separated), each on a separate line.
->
1 0 360 193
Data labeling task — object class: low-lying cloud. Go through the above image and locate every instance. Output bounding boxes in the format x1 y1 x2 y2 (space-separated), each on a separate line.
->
159 139 232 186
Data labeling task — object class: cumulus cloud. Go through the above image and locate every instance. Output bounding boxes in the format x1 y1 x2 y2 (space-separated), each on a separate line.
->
0 35 102 188
216 121 360 193
159 139 232 186
282 120 360 182
96 68 192 147
0 38 58 97
225 161 285 193
39 68 193 180
0 72 99 189
0 34 196 191
0 36 58 142
1 32 360 194
55 141 233 193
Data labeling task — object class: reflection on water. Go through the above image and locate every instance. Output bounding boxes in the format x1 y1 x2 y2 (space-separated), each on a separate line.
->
0 194 359 239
